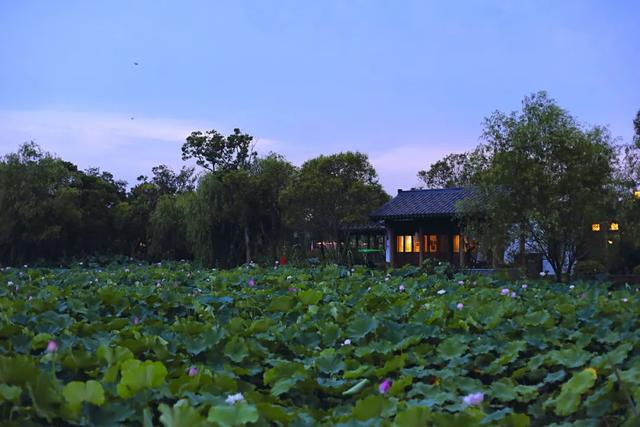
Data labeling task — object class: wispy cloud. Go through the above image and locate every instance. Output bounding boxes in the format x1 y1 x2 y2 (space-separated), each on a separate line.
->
0 109 468 193
0 109 281 185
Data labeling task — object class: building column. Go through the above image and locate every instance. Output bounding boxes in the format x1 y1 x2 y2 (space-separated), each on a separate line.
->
388 227 396 268
418 225 424 265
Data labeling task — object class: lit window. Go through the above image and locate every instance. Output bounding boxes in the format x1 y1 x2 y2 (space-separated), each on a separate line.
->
453 234 460 253
591 224 600 232
429 235 438 253
634 190 640 200
610 222 619 231
413 234 420 253
397 235 414 253
404 235 412 253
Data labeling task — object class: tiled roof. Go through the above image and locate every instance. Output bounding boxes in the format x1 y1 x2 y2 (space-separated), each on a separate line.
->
369 187 477 219
339 221 386 232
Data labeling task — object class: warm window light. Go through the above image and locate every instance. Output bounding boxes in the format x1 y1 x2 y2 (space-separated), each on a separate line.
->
635 190 640 200
591 224 600 232
609 222 619 231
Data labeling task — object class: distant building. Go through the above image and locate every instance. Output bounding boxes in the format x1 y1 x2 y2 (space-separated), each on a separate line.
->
369 187 477 268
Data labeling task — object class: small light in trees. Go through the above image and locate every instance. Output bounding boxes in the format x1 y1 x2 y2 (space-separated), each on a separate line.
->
609 222 619 231
591 224 600 232
634 190 640 200
607 240 614 245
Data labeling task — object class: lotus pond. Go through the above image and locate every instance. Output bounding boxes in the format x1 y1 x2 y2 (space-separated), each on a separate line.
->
0 262 639 426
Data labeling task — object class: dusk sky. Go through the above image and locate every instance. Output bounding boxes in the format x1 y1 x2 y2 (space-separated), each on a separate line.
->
1 1 638 193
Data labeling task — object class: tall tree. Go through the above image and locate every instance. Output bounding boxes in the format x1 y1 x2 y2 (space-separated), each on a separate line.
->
417 150 489 188
281 152 389 258
462 92 616 279
182 128 256 172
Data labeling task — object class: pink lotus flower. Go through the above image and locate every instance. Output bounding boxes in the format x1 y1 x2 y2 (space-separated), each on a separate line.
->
379 379 392 394
46 340 58 353
521 284 528 289
623 298 628 303
510 291 517 298
133 316 140 325
188 366 198 376
501 288 510 296
463 392 484 406
247 278 256 287
288 287 298 292
458 280 464 285
456 303 464 310
399 284 405 292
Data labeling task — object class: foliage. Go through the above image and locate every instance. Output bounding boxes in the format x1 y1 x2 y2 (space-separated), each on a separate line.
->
281 151 389 257
633 265 640 275
417 151 489 189
182 128 256 173
574 260 607 277
0 263 638 425
458 92 617 278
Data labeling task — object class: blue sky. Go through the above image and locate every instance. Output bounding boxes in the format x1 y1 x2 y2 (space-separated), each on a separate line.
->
1 1 638 192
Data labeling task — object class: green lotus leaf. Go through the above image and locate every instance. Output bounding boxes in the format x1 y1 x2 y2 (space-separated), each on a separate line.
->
481 408 513 425
268 296 294 312
207 403 259 427
224 337 249 363
346 315 378 340
316 348 345 375
352 395 395 420
117 359 168 398
491 378 518 401
393 406 432 427
299 289 322 305
375 353 407 377
520 310 550 326
437 336 468 359
553 368 597 416
158 399 205 427
63 380 105 407
548 346 592 368
0 384 22 402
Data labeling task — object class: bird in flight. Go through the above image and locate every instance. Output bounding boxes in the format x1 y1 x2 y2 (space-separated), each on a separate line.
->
133 62 139 66
130 117 135 120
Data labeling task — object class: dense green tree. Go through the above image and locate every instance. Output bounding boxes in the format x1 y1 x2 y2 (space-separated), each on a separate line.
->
184 153 295 266
460 92 617 279
182 128 256 172
147 193 192 261
281 152 389 259
417 151 488 189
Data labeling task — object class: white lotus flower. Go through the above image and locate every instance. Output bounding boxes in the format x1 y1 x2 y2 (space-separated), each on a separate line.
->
225 392 245 404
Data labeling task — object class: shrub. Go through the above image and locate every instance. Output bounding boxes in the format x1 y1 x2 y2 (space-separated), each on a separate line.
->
574 260 607 277
633 265 640 275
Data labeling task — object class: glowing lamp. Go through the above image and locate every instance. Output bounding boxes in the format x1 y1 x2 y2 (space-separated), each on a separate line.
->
635 190 640 200
609 222 619 231
591 224 600 232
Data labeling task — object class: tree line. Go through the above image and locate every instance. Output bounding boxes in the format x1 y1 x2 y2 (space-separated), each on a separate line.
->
1 91 638 274
418 91 640 278
0 132 388 267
